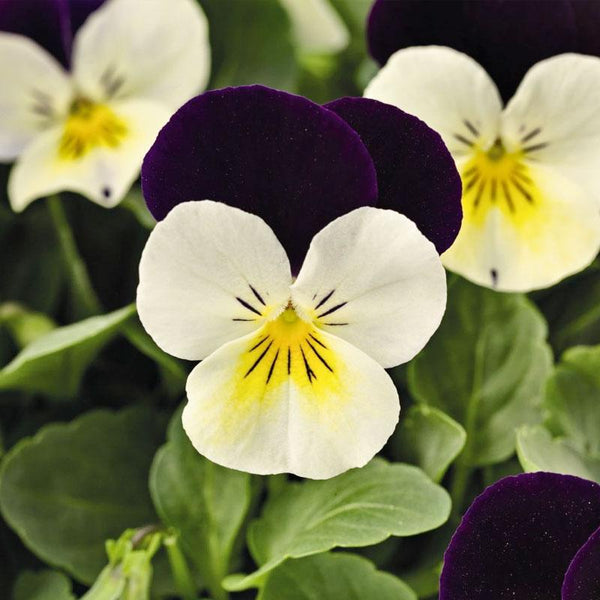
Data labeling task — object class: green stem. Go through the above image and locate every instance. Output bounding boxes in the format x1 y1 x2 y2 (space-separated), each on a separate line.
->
164 534 197 600
47 195 102 318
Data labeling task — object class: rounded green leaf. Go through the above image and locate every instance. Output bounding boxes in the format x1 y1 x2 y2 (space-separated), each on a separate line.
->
394 405 466 482
259 553 416 600
0 408 165 583
12 570 74 600
225 459 450 590
408 277 552 466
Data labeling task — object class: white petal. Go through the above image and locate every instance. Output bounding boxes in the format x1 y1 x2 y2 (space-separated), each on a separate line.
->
137 201 292 361
182 326 399 479
279 0 349 54
443 164 600 292
8 99 169 212
0 33 72 161
72 0 210 109
291 207 446 368
502 53 600 205
364 46 502 157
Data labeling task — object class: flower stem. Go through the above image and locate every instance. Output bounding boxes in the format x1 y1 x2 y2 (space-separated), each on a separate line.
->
47 195 102 318
164 534 198 600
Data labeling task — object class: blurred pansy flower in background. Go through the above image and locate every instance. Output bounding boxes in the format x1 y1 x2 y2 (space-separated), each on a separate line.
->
441 472 600 599
137 85 462 479
365 1 600 292
0 0 210 212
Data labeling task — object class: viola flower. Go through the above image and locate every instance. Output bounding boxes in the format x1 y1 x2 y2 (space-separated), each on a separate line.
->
137 85 462 478
365 48 600 291
0 0 210 212
367 0 600 102
441 472 600 599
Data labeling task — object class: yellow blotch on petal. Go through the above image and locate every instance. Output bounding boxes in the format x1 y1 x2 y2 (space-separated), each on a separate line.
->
58 98 128 161
460 140 541 229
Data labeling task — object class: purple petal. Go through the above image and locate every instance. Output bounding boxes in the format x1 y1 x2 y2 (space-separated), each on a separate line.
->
562 526 600 600
0 0 102 66
367 0 584 101
440 473 600 600
142 85 378 273
325 97 462 254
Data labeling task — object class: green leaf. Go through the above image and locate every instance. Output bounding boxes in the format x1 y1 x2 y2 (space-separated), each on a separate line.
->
259 553 416 600
393 405 466 482
0 305 135 397
408 277 552 466
150 408 252 600
225 459 450 591
200 0 297 91
12 570 74 600
516 345 600 481
0 304 56 349
0 407 165 584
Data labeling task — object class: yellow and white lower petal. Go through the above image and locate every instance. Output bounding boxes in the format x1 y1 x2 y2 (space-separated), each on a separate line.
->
182 310 399 479
8 98 170 212
443 155 600 291
292 207 446 368
501 53 600 205
0 33 73 160
364 46 503 158
137 201 293 362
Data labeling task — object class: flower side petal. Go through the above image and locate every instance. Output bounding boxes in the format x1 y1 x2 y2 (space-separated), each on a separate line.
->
502 53 600 206
0 32 72 160
292 207 446 368
326 96 462 253
182 327 399 479
137 201 292 362
142 85 378 273
364 46 502 157
440 473 600 600
72 0 210 108
562 525 600 600
8 98 170 211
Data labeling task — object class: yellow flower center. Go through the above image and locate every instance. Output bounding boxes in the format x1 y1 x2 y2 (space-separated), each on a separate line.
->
460 139 541 227
58 98 128 161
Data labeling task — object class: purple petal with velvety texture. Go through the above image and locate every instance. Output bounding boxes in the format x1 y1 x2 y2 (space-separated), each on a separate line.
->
326 97 462 254
142 85 378 273
562 525 600 600
440 473 600 600
366 0 597 101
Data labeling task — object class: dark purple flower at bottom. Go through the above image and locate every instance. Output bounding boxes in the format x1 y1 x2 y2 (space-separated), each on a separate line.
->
441 472 600 600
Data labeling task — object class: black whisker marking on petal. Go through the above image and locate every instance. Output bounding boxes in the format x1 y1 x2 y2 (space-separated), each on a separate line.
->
249 336 269 352
309 333 327 349
322 322 349 326
490 269 499 286
233 318 256 322
521 127 541 143
502 181 515 213
244 341 273 377
306 340 334 373
266 349 280 383
300 346 316 383
453 133 475 147
315 289 335 310
463 119 480 137
287 347 291 375
474 179 487 207
491 178 497 201
462 166 478 178
523 142 548 153
512 169 532 183
236 296 262 316
510 177 534 203
318 302 347 319
249 284 266 306
464 172 481 192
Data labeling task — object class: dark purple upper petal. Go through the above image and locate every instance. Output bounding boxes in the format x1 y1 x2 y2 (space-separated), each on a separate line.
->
325 97 462 254
562 525 600 600
142 85 378 273
0 0 102 66
367 0 591 102
440 473 600 600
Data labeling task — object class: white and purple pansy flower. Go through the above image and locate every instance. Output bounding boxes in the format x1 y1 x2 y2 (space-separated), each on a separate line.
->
365 0 600 293
0 0 210 212
137 85 462 479
441 472 600 599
